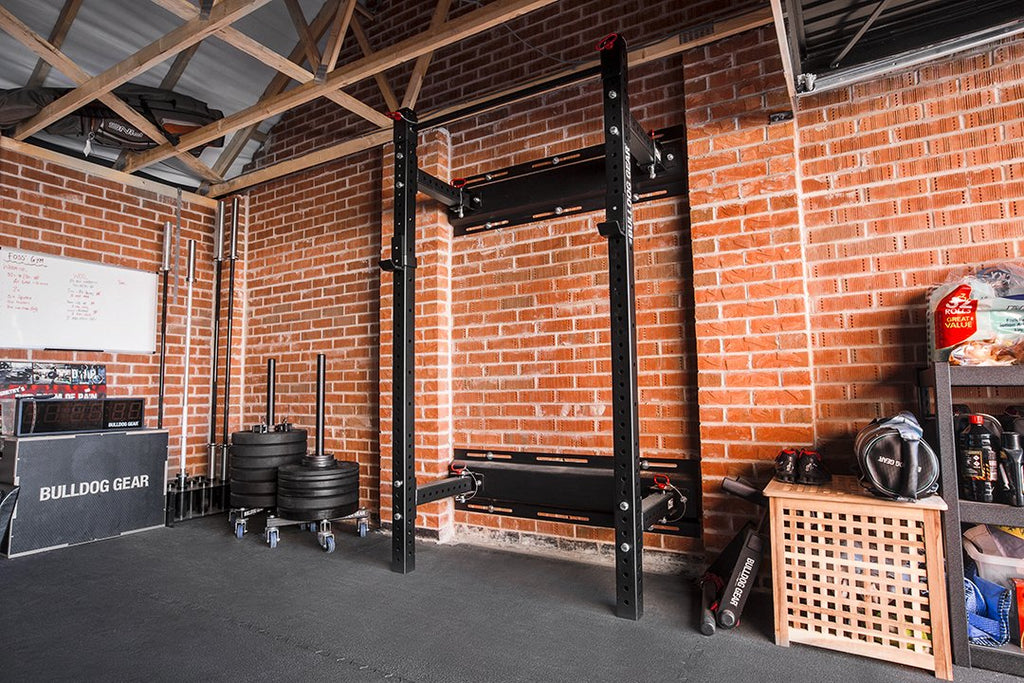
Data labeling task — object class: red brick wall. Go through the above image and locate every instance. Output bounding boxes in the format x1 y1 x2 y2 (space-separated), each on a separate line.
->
0 143 219 477
244 151 383 510
798 35 1024 451
681 27 813 551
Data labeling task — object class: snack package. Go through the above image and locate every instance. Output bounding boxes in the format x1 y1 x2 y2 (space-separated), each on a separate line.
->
929 264 1024 365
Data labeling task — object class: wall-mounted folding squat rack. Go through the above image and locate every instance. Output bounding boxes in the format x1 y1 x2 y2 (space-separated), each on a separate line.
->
380 34 690 621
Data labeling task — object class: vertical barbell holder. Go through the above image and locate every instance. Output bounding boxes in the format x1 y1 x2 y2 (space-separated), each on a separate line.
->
598 34 645 621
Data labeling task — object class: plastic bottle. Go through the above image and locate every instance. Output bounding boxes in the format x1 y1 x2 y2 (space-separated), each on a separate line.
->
959 414 997 502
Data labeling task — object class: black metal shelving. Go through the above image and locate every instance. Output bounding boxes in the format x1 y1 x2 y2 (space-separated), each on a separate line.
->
918 362 1024 676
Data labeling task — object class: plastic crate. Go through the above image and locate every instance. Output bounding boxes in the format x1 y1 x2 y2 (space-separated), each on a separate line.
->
764 476 952 680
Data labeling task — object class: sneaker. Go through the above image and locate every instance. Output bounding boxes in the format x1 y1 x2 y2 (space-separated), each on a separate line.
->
796 448 831 485
774 448 799 483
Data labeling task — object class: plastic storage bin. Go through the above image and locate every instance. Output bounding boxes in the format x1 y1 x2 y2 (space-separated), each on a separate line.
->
963 525 1024 588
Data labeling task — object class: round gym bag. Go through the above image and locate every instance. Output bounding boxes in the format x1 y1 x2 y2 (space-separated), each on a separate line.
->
854 411 940 501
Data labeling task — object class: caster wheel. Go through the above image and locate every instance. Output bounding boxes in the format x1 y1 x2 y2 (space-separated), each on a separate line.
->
323 535 336 553
235 522 245 540
267 529 279 549
358 522 367 538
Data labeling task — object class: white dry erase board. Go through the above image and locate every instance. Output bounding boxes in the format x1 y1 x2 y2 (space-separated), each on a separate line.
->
0 247 157 353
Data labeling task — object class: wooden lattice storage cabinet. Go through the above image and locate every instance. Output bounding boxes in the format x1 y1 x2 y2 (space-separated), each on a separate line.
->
764 477 952 680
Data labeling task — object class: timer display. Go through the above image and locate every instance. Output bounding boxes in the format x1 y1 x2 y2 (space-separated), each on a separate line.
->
14 398 145 435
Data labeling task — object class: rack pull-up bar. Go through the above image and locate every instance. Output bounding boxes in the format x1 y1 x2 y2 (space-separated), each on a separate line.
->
381 34 669 619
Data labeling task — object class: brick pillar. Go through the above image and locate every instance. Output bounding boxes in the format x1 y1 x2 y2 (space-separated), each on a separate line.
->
684 27 816 553
379 129 455 540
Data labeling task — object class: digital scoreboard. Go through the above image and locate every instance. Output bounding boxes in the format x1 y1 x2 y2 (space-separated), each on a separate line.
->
5 397 145 436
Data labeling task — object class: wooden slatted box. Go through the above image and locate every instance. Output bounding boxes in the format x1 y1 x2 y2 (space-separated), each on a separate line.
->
764 476 952 680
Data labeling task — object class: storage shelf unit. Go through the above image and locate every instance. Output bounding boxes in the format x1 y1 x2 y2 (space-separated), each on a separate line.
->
918 362 1024 676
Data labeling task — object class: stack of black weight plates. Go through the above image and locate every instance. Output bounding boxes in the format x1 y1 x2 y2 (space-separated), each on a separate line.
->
229 429 307 509
277 458 360 521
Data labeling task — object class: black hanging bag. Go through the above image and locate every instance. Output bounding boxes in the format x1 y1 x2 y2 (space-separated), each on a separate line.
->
855 411 940 501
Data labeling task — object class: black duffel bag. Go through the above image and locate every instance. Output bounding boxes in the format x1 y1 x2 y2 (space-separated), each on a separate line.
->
855 411 940 501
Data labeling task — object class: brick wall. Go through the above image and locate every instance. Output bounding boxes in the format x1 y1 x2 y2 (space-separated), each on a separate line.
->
244 150 383 510
0 142 220 477
681 27 813 551
798 36 1024 450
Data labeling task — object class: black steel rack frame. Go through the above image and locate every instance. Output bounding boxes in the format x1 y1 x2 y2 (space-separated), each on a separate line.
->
380 34 681 620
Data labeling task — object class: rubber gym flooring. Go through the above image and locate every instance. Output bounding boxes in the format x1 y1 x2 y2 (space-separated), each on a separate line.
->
0 516 1018 682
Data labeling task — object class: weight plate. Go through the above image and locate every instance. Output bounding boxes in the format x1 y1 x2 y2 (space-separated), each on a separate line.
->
277 470 358 486
277 482 358 496
230 442 307 457
278 461 359 479
229 480 278 495
230 492 275 508
230 453 305 470
231 429 308 446
228 467 278 483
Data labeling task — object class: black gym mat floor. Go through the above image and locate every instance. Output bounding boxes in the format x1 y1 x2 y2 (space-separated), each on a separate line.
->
0 516 1017 682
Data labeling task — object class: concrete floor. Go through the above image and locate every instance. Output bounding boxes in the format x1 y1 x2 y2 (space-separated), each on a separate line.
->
0 516 1018 682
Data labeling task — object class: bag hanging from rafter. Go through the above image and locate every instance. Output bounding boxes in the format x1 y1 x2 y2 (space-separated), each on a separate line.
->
0 85 224 153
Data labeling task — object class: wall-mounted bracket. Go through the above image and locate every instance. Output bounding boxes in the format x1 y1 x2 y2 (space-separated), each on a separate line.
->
453 448 700 538
449 126 684 236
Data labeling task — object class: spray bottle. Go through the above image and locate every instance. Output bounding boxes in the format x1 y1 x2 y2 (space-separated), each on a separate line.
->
1001 432 1024 507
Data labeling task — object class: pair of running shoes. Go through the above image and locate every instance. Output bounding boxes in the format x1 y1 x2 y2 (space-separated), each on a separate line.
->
774 447 831 485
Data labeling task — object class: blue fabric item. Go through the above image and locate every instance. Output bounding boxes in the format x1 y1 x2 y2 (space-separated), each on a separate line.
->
964 566 1011 646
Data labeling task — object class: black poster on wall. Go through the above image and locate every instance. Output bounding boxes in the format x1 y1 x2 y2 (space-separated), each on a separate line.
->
0 361 107 400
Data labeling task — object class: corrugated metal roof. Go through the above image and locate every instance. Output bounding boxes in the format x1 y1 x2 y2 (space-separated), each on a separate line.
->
0 0 327 187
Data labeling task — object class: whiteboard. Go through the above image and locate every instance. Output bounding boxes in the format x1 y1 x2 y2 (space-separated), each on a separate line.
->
0 247 158 353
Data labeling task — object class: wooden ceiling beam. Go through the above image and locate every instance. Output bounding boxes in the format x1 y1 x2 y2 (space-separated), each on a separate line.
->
14 0 273 140
401 0 453 109
153 0 389 137
125 0 559 173
350 15 398 112
318 0 359 80
1 136 218 207
769 0 798 100
205 6 774 197
0 5 222 182
25 0 82 88
283 0 322 76
151 0 310 83
160 42 202 90
209 0 343 177
208 128 390 197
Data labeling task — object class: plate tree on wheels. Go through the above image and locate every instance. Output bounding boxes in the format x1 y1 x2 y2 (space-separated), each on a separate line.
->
228 358 306 538
270 354 361 553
